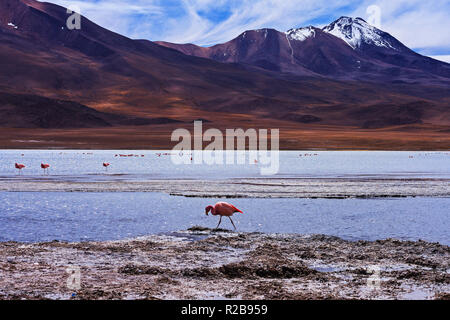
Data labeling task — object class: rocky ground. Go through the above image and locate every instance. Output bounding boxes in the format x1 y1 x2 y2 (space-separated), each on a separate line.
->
0 228 448 300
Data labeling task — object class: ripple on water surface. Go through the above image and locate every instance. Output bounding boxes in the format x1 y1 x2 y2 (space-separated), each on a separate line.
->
0 192 448 244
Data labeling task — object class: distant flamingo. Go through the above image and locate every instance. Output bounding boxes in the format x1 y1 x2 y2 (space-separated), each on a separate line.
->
15 163 25 175
103 162 110 171
205 202 244 230
41 163 50 175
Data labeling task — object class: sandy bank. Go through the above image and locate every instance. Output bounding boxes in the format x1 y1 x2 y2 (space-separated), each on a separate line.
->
0 228 448 300
1 178 449 198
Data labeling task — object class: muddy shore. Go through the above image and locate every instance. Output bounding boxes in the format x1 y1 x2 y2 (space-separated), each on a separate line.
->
0 228 448 300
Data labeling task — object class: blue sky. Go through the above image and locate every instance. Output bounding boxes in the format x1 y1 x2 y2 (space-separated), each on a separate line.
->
44 0 450 62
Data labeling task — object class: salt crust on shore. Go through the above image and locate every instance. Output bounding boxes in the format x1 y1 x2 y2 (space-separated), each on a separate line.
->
0 228 448 300
1 178 449 198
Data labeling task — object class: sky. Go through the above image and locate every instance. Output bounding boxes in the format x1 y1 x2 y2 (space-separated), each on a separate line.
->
43 0 450 63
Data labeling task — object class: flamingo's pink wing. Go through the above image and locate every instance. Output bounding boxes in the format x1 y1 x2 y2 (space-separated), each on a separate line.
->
231 205 243 213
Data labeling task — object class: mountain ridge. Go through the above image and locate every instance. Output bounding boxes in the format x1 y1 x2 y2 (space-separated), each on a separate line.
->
0 0 449 150
156 16 450 82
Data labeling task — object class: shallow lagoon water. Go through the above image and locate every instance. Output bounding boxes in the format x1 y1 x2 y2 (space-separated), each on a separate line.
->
1 150 449 244
1 150 449 180
0 192 448 245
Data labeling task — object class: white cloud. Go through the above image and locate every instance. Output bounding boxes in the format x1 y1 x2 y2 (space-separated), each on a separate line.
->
41 0 164 39
430 55 450 64
41 0 358 45
351 0 450 53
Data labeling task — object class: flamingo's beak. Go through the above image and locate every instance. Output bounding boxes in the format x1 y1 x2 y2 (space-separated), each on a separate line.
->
205 210 209 216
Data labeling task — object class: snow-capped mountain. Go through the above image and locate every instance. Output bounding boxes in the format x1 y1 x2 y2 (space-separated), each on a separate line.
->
286 26 316 41
322 17 398 50
1 0 449 135
158 16 450 82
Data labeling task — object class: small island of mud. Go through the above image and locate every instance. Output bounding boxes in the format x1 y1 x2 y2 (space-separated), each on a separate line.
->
0 228 448 300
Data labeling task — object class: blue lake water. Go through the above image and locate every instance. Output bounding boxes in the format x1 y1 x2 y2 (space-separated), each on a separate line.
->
0 150 448 244
0 192 448 245
0 150 449 180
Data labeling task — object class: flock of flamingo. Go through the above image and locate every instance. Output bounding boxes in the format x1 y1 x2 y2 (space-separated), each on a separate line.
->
300 153 319 157
14 162 111 175
11 151 448 231
15 162 50 175
12 152 190 175
12 151 245 230
13 151 444 176
13 161 244 230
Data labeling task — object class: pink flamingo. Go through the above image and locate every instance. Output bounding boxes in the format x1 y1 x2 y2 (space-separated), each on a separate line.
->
15 163 25 175
41 163 50 175
103 162 110 171
205 202 244 230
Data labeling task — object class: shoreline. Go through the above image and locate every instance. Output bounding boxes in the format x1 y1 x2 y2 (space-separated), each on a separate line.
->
1 178 449 199
1 148 450 153
0 123 449 151
1 228 448 300
2 148 450 151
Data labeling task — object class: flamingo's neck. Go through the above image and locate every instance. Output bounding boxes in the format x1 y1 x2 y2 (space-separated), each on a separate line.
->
207 205 216 215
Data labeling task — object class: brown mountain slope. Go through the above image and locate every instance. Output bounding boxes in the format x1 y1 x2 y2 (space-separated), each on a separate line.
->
0 92 182 128
0 0 449 149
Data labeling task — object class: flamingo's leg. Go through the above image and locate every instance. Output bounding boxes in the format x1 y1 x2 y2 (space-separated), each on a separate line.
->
215 216 222 230
228 217 237 230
